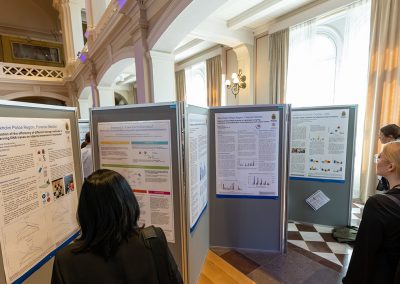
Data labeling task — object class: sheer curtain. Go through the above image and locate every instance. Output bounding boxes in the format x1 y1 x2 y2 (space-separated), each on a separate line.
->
335 0 371 199
360 0 400 203
286 20 318 106
286 1 371 199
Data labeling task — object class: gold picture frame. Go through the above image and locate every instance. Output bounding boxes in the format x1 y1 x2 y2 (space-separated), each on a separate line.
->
1 35 65 67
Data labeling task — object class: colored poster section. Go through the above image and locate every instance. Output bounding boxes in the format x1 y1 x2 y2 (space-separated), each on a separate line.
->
0 118 79 284
215 111 279 198
289 109 349 181
97 120 175 242
188 114 208 231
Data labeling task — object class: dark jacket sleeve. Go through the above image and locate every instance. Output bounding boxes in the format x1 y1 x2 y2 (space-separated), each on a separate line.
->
155 228 183 284
343 197 384 283
51 255 65 284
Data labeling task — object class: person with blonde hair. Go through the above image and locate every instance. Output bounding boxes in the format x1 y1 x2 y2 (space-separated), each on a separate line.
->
343 141 400 283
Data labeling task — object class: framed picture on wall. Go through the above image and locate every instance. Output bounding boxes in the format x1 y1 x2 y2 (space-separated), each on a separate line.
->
1 35 65 67
11 43 61 64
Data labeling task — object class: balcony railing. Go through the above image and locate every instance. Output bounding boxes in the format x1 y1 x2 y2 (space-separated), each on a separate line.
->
0 62 64 82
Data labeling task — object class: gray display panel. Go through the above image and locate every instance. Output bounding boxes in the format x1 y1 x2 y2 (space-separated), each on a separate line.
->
209 105 290 252
288 105 357 226
90 103 185 279
0 100 83 284
184 105 209 284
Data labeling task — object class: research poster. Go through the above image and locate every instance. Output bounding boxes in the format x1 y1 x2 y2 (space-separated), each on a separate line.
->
188 114 208 231
0 118 79 284
289 108 349 181
215 111 279 198
97 120 175 242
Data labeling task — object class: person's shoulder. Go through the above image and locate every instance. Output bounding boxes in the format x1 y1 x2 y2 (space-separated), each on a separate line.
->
364 194 391 212
55 241 81 262
366 193 400 212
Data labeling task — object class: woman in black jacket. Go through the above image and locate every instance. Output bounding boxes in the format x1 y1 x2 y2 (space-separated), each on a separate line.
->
343 141 400 283
51 169 182 284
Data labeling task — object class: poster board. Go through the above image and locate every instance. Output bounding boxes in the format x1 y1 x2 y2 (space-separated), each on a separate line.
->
209 105 290 251
90 103 186 280
0 100 83 284
185 105 209 284
288 105 357 226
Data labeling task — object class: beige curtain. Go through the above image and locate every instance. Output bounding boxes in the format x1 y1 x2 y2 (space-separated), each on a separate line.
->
359 0 400 203
268 29 289 104
206 55 222 106
175 69 186 101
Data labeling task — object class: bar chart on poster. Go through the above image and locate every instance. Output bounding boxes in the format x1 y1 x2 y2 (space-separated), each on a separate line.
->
289 108 349 182
215 111 279 198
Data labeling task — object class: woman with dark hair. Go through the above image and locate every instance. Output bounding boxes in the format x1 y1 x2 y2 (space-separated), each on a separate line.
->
377 124 400 191
379 124 400 144
51 169 182 284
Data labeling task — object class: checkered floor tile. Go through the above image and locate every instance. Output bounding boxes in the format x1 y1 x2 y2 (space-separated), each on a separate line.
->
288 202 363 267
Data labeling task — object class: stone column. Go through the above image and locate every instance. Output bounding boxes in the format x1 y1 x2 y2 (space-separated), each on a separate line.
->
88 60 100 107
98 86 115 106
133 0 152 103
53 0 85 65
149 50 176 103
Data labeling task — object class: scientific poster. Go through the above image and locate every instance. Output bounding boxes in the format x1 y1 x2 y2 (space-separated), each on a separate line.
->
289 109 349 181
97 120 175 242
188 114 208 231
0 118 79 284
215 111 279 198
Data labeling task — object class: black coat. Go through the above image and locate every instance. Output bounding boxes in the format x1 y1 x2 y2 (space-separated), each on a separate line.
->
51 234 159 284
343 187 400 284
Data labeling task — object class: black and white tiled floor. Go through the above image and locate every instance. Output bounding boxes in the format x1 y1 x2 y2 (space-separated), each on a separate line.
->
212 202 364 283
287 202 363 268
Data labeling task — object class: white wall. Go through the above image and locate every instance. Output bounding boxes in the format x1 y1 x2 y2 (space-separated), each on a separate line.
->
0 0 60 41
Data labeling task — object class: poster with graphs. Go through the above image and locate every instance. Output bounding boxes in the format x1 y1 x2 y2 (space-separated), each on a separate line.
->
0 117 79 284
289 108 349 182
215 111 279 198
188 114 208 231
97 120 175 243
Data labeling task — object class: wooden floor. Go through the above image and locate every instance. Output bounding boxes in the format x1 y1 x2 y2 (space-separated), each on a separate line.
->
198 250 256 284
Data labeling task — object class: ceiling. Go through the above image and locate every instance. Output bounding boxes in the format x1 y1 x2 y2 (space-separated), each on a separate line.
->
173 0 317 62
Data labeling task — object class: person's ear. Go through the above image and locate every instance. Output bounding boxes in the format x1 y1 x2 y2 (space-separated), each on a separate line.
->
387 162 396 173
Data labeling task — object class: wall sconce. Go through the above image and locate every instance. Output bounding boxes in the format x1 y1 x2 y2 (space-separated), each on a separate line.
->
225 69 246 98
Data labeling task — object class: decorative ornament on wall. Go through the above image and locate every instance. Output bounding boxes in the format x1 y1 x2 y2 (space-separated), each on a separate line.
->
225 69 246 98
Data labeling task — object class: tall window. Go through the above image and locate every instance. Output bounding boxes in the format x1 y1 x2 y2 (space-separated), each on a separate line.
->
286 0 371 199
185 62 207 107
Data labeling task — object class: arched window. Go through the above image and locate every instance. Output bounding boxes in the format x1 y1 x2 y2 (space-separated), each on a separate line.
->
312 32 338 104
286 24 341 107
185 62 207 107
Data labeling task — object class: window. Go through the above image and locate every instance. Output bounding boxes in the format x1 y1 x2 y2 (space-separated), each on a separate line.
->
185 62 207 107
286 1 371 199
286 24 341 107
